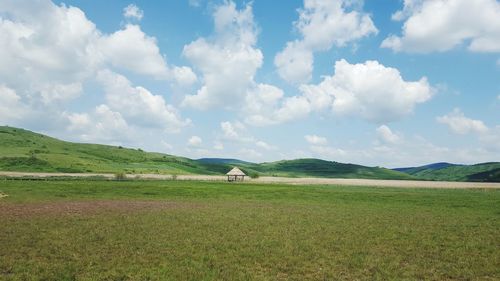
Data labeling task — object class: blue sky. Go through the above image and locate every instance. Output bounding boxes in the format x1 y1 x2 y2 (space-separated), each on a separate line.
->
0 0 499 167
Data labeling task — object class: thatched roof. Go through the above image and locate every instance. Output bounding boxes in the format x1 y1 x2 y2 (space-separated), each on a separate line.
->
226 167 246 176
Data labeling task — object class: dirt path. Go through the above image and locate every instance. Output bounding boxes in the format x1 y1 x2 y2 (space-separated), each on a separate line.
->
0 171 499 189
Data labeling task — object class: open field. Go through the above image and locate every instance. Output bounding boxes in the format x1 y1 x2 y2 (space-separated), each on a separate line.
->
0 179 499 280
1 171 500 189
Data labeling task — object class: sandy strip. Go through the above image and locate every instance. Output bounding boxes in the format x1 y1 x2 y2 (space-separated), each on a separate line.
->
0 171 499 189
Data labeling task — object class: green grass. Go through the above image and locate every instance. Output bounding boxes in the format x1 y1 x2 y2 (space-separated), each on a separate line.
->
0 126 414 180
0 179 498 280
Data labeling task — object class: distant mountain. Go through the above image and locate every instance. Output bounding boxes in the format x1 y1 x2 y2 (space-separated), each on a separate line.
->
393 162 461 173
196 158 254 165
394 162 500 182
1 126 496 182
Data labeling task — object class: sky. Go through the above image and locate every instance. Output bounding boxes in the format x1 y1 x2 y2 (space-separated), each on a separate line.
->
0 0 499 167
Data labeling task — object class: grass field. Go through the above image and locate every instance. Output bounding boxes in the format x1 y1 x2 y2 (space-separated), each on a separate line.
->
0 179 499 280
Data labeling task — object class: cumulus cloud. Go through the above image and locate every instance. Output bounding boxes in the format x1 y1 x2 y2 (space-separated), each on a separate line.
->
220 121 247 141
382 0 500 53
305 134 328 145
275 0 377 84
97 70 190 132
376 125 400 144
437 108 489 135
123 4 143 21
99 24 169 78
0 85 28 123
65 104 131 143
0 0 195 131
300 59 434 123
182 1 262 109
188 136 203 147
243 59 433 126
244 84 310 126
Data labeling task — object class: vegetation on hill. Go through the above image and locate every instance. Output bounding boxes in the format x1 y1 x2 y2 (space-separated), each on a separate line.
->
395 162 500 182
393 162 460 173
0 126 223 175
2 126 498 181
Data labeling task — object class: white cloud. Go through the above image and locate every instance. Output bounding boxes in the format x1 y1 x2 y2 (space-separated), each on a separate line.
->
40 82 82 104
382 0 500 53
0 0 195 132
188 136 203 147
97 70 190 132
275 0 377 84
161 141 173 151
100 24 169 78
301 59 434 123
220 121 240 140
255 141 275 151
479 126 500 152
172 66 198 86
437 108 489 135
244 59 433 126
376 125 400 144
65 104 131 143
244 84 311 126
305 135 328 145
188 0 202 8
0 85 28 122
220 121 256 143
182 1 262 109
310 145 346 159
123 4 143 21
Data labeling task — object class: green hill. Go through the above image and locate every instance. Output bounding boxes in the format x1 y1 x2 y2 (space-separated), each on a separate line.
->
395 162 500 182
0 126 225 175
0 126 425 180
240 159 414 180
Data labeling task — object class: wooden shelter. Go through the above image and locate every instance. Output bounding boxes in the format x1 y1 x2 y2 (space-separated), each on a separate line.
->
226 167 246 182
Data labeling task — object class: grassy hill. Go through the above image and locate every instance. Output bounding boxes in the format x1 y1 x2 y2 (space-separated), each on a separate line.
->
0 126 415 180
393 162 460 174
241 159 414 180
395 162 500 182
0 126 227 175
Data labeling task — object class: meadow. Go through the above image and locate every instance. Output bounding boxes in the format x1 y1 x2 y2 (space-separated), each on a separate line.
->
0 179 498 280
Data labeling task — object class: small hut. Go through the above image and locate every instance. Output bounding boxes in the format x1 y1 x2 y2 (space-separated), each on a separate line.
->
226 167 246 182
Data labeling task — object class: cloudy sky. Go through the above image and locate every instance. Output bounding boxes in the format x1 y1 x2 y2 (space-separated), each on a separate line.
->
0 0 499 167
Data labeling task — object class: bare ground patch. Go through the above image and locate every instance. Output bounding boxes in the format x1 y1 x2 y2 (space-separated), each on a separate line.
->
0 200 201 218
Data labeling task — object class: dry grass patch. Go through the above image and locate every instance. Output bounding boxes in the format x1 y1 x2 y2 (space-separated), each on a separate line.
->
0 200 201 218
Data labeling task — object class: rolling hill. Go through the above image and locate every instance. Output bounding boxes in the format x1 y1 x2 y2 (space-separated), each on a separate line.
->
393 162 461 173
394 162 500 182
0 126 415 180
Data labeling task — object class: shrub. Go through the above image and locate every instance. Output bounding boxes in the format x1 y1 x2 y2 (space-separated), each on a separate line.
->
249 172 260 179
114 172 126 181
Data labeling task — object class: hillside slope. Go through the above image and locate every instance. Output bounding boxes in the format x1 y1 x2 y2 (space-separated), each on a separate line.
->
0 126 227 175
241 159 414 180
395 162 500 182
394 162 460 174
0 126 425 180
